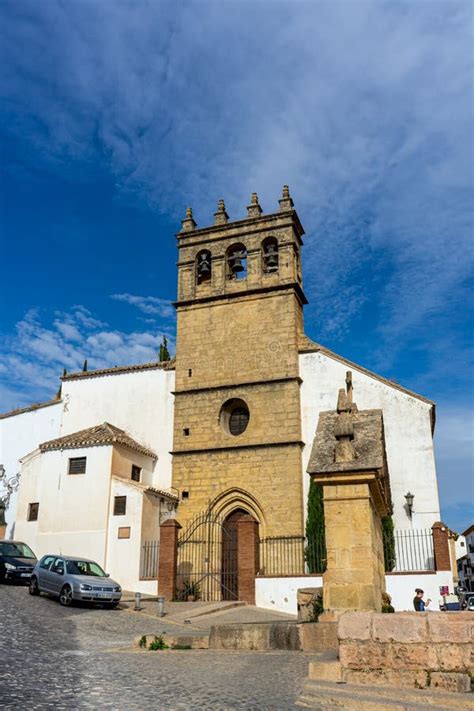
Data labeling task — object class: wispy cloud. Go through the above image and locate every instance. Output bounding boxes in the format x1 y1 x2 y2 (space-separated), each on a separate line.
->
0 307 174 412
2 0 471 357
111 293 174 319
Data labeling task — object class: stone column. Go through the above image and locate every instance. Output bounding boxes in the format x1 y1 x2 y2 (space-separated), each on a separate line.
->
320 479 387 612
432 522 451 572
237 514 259 604
158 519 182 600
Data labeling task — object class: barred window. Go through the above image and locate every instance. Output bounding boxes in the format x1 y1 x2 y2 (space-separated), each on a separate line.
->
113 496 127 516
131 465 141 482
28 502 39 521
68 457 87 475
229 408 249 436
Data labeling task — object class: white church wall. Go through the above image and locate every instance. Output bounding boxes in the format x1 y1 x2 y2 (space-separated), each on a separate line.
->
61 367 175 491
299 351 440 530
386 571 454 611
106 478 145 592
255 575 323 615
15 445 112 564
0 401 62 539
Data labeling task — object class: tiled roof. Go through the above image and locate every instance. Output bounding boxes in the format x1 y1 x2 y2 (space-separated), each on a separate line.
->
0 398 61 421
39 422 157 459
62 359 175 381
298 335 435 407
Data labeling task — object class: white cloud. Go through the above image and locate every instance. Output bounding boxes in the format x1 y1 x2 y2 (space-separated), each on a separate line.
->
111 293 174 319
0 306 175 413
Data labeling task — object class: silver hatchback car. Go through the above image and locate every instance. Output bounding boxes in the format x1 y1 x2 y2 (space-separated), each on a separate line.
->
29 555 122 607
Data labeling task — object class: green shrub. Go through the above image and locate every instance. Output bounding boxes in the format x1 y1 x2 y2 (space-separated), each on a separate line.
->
148 635 169 651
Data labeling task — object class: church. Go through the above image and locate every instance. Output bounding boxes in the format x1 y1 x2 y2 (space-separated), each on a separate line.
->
0 187 445 608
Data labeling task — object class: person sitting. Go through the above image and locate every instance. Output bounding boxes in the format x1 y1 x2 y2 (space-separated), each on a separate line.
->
413 588 431 611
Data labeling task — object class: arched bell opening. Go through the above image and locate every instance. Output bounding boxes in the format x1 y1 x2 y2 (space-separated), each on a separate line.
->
226 243 247 280
262 236 279 274
196 249 212 285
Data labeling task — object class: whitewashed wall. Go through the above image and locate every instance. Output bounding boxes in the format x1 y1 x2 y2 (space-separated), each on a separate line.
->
299 351 440 530
15 445 112 563
0 402 62 538
386 571 454 611
256 575 323 615
61 367 175 490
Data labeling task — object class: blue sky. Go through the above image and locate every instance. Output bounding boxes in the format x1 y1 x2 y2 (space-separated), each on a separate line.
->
1 0 472 531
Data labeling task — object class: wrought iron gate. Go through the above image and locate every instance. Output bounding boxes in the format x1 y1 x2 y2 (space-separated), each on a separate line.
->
175 511 238 601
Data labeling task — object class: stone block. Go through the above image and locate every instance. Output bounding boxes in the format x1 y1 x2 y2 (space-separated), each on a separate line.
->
338 611 372 641
372 612 428 643
308 659 345 682
436 643 471 672
430 672 471 693
344 668 428 689
209 623 270 650
391 642 438 669
339 641 392 669
298 622 338 652
428 612 471 643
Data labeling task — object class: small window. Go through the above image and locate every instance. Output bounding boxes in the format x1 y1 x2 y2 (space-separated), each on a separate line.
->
183 428 190 436
27 502 39 521
181 490 189 500
131 465 141 483
68 457 87 475
220 398 250 436
52 558 65 575
113 496 127 516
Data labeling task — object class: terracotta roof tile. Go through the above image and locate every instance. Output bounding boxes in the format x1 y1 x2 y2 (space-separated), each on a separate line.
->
62 359 175 381
39 422 157 459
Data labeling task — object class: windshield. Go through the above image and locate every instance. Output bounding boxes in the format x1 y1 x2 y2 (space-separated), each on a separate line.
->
66 560 106 577
0 542 36 558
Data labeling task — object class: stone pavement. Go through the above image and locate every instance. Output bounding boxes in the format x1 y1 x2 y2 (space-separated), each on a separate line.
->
0 584 314 710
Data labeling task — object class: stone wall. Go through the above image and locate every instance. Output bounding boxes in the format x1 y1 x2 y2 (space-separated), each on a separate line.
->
338 611 473 693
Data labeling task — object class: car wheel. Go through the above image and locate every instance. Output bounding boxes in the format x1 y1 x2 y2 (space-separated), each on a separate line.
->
29 576 39 596
59 584 74 607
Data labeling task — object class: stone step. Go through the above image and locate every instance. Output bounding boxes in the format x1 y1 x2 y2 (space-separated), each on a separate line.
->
209 621 338 652
296 679 474 710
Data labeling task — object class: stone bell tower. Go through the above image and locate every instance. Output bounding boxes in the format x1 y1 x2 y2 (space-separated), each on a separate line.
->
171 187 307 538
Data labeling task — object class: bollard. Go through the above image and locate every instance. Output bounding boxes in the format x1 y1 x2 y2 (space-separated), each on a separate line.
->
134 592 142 611
157 595 165 617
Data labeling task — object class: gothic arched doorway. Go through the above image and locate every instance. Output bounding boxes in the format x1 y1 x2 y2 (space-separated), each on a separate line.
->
221 508 249 600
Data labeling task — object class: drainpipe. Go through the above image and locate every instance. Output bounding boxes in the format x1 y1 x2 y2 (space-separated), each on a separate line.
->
103 449 114 571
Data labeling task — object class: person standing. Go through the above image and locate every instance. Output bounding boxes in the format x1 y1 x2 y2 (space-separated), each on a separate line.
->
413 588 431 611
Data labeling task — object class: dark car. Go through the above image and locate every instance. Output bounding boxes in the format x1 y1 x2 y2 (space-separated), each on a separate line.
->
0 540 37 583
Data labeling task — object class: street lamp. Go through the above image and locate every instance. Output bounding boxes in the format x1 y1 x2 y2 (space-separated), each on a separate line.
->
405 491 415 518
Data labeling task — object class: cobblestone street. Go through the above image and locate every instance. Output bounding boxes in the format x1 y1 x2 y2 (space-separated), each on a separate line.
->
0 585 313 710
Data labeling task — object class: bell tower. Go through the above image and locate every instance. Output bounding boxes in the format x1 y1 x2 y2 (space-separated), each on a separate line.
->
172 187 307 539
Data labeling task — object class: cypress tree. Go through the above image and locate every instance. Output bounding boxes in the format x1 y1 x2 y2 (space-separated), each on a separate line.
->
159 336 170 362
82 359 88 372
382 515 396 572
305 478 327 573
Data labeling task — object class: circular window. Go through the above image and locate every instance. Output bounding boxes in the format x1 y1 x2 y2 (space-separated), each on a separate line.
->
220 398 250 436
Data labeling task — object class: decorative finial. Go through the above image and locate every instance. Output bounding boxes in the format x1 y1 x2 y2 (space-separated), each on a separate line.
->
334 376 357 463
345 371 353 404
214 198 229 226
279 184 294 211
247 192 262 218
181 206 197 232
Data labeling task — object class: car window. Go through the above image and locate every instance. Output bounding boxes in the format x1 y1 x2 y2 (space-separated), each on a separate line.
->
0 542 36 558
52 558 65 574
40 555 55 570
66 560 106 577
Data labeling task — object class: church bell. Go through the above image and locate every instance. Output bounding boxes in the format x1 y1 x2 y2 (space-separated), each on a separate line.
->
228 250 245 274
198 253 211 277
264 243 278 272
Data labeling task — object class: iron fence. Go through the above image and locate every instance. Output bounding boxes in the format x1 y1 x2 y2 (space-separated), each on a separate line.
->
384 528 435 572
140 540 159 580
259 536 326 576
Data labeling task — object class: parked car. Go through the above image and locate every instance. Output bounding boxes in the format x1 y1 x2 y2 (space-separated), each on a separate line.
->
467 597 474 612
461 591 474 610
29 555 122 607
0 540 37 583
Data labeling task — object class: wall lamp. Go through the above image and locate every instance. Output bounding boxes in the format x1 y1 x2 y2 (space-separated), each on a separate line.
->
405 491 415 518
